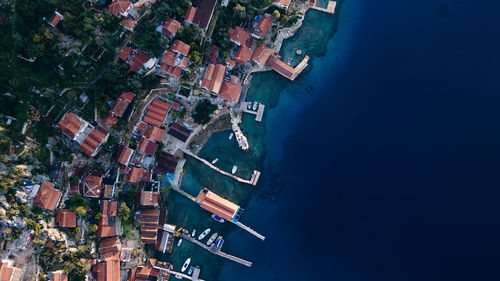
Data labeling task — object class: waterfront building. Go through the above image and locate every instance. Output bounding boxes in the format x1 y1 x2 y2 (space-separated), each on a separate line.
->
195 188 241 222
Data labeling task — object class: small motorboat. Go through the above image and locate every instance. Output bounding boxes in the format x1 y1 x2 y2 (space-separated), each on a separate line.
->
252 102 258 111
198 228 210 240
206 233 218 246
247 103 252 110
232 165 237 174
177 239 182 247
212 214 225 223
191 229 196 237
175 274 182 279
229 132 234 140
211 158 218 164
181 258 191 272
188 266 194 275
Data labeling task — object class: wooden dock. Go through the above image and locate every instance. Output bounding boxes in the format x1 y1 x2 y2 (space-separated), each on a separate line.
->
182 149 261 186
312 1 337 14
240 102 265 122
179 232 253 267
153 266 205 281
233 221 265 241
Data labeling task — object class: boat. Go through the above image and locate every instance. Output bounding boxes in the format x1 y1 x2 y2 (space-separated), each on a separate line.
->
252 102 258 111
211 158 218 164
247 103 252 110
198 228 210 240
191 229 196 237
177 239 182 247
232 165 237 174
181 258 191 272
206 233 218 246
175 274 182 279
188 266 194 275
212 214 225 223
229 132 234 140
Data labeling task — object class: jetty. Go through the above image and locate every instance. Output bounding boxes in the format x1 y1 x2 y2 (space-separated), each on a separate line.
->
240 102 265 122
178 232 253 267
182 149 261 186
311 0 337 14
153 265 205 281
267 55 310 81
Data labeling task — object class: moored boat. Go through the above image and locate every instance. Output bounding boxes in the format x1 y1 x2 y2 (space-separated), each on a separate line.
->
211 214 225 223
177 239 182 247
232 165 237 174
191 229 196 237
253 102 258 111
188 266 194 275
206 233 218 246
229 132 234 140
211 158 218 164
181 258 191 272
198 228 210 240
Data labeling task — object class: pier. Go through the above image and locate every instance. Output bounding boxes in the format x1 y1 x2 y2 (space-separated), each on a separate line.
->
182 149 261 186
311 0 337 14
153 265 205 281
178 232 253 267
240 102 265 122
233 221 265 241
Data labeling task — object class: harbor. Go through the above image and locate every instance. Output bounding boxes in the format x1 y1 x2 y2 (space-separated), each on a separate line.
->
240 102 265 122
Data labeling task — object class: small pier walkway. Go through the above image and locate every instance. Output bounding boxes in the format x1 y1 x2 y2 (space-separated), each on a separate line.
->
240 102 265 122
182 149 261 186
153 266 205 281
311 0 337 14
179 232 253 267
233 221 265 241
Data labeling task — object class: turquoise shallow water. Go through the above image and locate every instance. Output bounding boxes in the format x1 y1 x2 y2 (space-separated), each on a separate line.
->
160 6 344 280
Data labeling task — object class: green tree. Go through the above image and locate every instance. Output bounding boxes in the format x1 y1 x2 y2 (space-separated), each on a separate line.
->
192 99 217 125
118 203 130 222
89 224 98 234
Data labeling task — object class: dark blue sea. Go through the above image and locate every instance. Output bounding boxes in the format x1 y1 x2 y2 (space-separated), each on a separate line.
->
209 0 500 280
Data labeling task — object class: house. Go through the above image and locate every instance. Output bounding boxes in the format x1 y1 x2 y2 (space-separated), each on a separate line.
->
48 11 63 28
266 54 296 80
140 209 165 244
103 92 135 127
138 190 159 207
167 122 192 143
171 40 191 57
93 253 120 281
225 59 235 70
219 76 243 103
99 237 120 257
124 167 150 183
183 0 217 30
79 125 109 157
50 270 68 281
234 45 254 64
143 99 170 127
116 147 134 166
200 64 227 95
228 26 250 46
32 182 61 211
58 112 109 157
109 0 133 17
156 41 190 78
0 260 23 281
144 126 165 142
58 112 88 142
155 152 179 174
273 0 292 10
119 18 136 31
56 209 77 228
137 138 158 156
196 188 241 222
156 224 176 253
97 200 118 238
127 258 160 281
252 44 274 66
119 47 157 73
82 174 103 198
252 14 273 39
160 18 181 39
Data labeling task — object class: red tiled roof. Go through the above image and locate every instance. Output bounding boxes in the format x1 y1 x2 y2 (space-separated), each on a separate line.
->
171 40 191 56
273 0 291 8
99 237 120 257
79 126 108 157
33 182 61 211
252 44 274 65
94 253 120 281
120 18 136 31
128 259 160 281
139 191 159 206
266 55 295 78
201 64 226 94
101 200 118 217
58 112 84 139
162 18 181 38
144 126 165 142
50 271 68 281
116 147 133 165
48 11 63 27
152 99 170 111
228 27 250 46
140 209 160 244
172 101 180 111
0 262 13 281
120 92 135 102
219 78 243 103
129 50 151 72
83 175 103 198
119 47 133 61
196 188 239 221
97 201 117 238
125 167 145 183
56 209 77 228
225 59 236 68
252 14 273 39
234 45 253 64
184 6 197 23
102 115 118 127
143 116 163 127
109 0 132 17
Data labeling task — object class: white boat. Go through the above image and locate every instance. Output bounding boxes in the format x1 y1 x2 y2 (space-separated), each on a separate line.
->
206 233 218 246
177 239 182 247
232 165 237 174
211 158 218 164
175 274 182 279
181 258 191 272
191 229 196 237
247 103 252 110
198 228 210 240
253 102 258 111
229 132 234 140
188 266 194 275
212 214 225 223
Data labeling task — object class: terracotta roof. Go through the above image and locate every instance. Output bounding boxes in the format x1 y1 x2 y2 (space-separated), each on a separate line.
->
137 138 158 156
97 201 118 238
116 147 133 166
50 271 68 281
109 0 132 17
0 262 13 281
201 64 226 94
102 115 118 127
273 0 291 8
234 45 254 64
167 122 192 142
33 182 61 211
48 11 63 27
56 209 77 228
120 18 136 31
79 126 109 157
196 188 239 221
135 122 147 135
109 93 134 119
184 6 197 23
129 50 151 72
152 99 171 111
125 167 145 183
144 126 165 142
83 175 103 198
191 0 217 30
252 14 273 39
219 79 243 103
171 101 180 111
266 55 295 79
161 18 181 38
171 40 190 56
58 112 84 139
102 200 118 216
119 46 133 61
141 209 160 244
94 253 120 281
128 259 160 281
120 92 135 102
99 237 120 257
158 49 183 78
252 44 274 65
155 152 179 174
228 27 250 46
139 191 159 206
225 59 236 68
143 116 163 127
